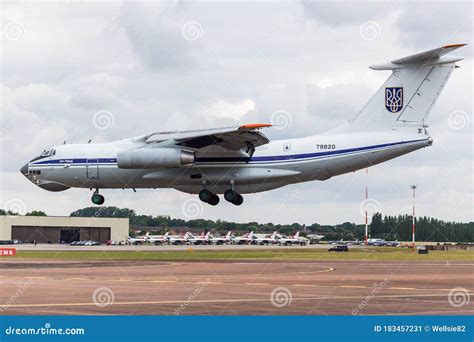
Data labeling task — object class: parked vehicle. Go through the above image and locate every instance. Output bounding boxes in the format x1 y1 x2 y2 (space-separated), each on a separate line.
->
328 245 349 252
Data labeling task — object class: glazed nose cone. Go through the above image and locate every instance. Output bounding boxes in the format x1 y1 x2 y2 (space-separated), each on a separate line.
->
20 163 29 175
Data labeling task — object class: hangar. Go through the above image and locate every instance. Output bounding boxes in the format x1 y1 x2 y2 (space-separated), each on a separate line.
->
0 216 129 243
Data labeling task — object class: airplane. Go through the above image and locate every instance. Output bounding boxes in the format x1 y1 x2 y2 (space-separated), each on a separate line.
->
346 239 362 246
147 232 169 245
20 45 466 206
127 232 149 245
187 231 211 245
232 231 255 245
210 231 233 245
252 231 278 245
278 232 302 246
328 239 346 245
367 238 386 246
167 232 191 245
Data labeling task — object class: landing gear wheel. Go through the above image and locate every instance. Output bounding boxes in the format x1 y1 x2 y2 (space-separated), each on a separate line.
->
224 189 237 203
224 190 243 205
208 194 220 206
199 189 212 203
91 193 105 205
233 193 243 206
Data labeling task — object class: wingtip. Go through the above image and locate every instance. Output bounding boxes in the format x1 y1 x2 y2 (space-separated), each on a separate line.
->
239 123 273 129
442 43 467 49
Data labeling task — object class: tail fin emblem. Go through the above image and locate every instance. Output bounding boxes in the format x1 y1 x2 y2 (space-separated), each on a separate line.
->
385 87 403 113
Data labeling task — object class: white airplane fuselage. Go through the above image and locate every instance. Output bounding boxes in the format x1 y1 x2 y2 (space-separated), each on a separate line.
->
23 128 431 195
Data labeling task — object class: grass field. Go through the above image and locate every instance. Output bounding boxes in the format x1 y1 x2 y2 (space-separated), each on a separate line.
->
13 248 474 261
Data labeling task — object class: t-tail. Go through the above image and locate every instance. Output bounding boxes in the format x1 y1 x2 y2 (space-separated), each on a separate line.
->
344 44 466 132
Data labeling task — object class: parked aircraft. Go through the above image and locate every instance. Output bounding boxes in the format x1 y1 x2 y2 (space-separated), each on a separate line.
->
126 232 149 245
232 231 255 245
253 231 278 245
167 232 191 245
187 232 211 245
148 232 169 245
278 232 303 245
210 231 233 245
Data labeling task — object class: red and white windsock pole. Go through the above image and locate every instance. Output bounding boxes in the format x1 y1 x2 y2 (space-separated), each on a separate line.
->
365 168 368 245
410 185 417 252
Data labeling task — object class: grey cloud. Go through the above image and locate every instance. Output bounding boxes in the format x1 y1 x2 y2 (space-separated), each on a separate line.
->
118 2 201 70
395 2 473 49
306 83 372 120
301 1 388 26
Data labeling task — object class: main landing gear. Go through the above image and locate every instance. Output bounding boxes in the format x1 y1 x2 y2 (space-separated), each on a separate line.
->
91 189 105 205
198 189 244 206
224 189 243 206
198 189 220 206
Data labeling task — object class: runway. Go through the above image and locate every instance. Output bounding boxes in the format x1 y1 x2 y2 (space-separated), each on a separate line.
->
0 258 472 315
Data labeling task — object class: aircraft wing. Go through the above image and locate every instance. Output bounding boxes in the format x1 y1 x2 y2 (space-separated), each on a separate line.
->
145 123 272 156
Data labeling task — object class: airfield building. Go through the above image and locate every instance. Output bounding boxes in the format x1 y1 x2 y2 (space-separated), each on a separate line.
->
0 216 129 244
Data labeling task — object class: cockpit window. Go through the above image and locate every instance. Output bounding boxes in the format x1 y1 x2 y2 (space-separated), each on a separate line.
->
30 148 56 162
40 149 54 157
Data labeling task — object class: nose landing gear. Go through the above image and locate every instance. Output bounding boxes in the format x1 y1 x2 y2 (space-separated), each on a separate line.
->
91 189 105 205
198 189 219 206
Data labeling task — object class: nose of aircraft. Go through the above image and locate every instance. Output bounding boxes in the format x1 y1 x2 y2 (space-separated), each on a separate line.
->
20 163 29 175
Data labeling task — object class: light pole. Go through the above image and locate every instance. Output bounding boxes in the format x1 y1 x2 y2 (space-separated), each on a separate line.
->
410 185 417 252
365 168 369 245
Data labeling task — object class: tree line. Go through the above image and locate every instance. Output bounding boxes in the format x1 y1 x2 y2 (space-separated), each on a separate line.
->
1 207 472 242
69 207 473 242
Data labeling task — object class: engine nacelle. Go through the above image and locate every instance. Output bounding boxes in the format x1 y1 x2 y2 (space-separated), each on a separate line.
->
117 148 194 169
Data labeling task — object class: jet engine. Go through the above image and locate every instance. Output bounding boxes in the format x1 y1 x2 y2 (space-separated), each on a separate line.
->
117 148 194 169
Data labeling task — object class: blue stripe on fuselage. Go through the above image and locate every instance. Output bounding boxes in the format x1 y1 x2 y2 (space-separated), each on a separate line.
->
196 138 428 163
30 139 428 166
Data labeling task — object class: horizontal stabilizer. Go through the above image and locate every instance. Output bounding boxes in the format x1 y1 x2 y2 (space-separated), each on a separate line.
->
370 44 466 70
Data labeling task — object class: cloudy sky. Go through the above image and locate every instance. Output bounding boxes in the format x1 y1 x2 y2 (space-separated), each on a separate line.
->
1 0 472 225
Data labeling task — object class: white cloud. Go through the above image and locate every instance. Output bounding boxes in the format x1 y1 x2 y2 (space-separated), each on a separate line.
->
203 99 255 120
